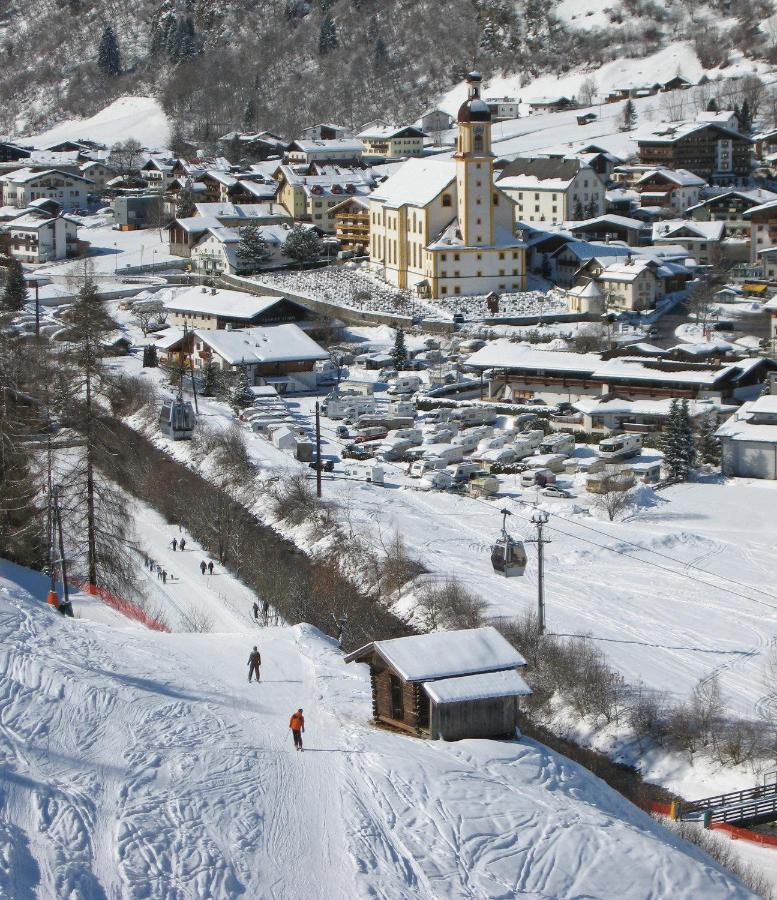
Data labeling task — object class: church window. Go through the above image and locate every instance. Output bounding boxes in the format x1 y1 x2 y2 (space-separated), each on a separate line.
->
493 193 499 205
476 253 482 260
454 253 460 260
442 194 452 207
441 286 448 294
454 286 461 294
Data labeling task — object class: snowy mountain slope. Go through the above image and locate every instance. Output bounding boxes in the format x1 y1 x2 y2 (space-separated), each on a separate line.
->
0 565 755 899
23 97 171 153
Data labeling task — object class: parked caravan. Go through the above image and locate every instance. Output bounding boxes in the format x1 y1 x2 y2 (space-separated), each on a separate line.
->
453 407 498 427
521 429 545 450
419 470 454 491
356 426 389 443
422 444 464 465
380 439 416 461
388 375 422 395
357 414 414 431
479 447 518 468
451 432 480 452
597 433 643 460
424 427 456 445
451 461 484 483
322 394 376 420
386 427 423 445
538 433 575 457
528 453 567 474
339 380 374 396
410 456 447 477
423 408 454 424
520 468 557 488
387 399 416 418
512 439 537 461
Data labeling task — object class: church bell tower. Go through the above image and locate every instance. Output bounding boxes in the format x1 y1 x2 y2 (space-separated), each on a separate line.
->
454 71 494 246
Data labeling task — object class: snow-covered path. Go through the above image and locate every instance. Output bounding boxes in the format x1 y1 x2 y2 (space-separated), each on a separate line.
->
0 562 757 899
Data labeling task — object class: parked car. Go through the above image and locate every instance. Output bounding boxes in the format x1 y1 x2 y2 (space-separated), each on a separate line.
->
335 425 350 439
541 485 573 499
342 443 374 460
309 459 335 472
378 368 398 381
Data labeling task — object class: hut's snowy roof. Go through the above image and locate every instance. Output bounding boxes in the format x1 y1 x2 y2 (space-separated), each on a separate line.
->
346 626 526 682
423 669 531 704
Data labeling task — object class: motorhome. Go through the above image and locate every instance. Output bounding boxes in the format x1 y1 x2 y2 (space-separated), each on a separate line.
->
419 470 454 491
538 433 575 457
451 432 480 452
452 407 498 427
379 439 417 462
597 433 642 460
355 426 389 443
424 428 456 445
521 429 545 450
512 440 536 461
527 453 567 474
451 461 483 483
339 380 374 396
387 399 416 418
423 408 454 424
356 414 414 431
388 375 423 395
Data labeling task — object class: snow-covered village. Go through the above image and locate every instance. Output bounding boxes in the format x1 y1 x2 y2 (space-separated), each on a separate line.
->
7 1 777 897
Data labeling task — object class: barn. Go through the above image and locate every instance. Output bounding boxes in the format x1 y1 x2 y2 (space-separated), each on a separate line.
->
345 626 531 741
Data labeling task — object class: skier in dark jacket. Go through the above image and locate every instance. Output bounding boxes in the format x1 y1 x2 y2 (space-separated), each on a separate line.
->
179 538 186 551
200 560 207 575
171 538 177 552
248 646 262 682
208 561 214 575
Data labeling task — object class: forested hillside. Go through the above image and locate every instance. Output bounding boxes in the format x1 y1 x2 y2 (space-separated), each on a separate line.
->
0 0 774 145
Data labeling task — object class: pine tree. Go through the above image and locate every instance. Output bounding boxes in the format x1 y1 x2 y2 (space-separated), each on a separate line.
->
695 411 720 465
621 99 637 131
201 360 220 397
584 199 598 218
706 97 718 112
97 25 121 77
391 328 408 370
231 366 254 412
283 225 323 268
243 96 257 131
236 223 271 272
374 36 389 69
2 257 28 312
319 15 338 54
678 398 697 474
573 199 585 220
661 398 696 480
176 185 196 218
739 98 752 132
142 345 158 368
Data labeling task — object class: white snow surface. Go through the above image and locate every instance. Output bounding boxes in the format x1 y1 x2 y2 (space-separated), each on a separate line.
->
23 97 171 151
0 562 756 899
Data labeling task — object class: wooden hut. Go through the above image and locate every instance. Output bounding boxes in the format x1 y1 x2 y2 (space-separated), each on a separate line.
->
344 626 531 741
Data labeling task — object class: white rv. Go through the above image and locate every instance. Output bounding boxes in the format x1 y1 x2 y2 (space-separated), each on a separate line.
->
388 375 422 395
598 434 643 460
538 433 575 457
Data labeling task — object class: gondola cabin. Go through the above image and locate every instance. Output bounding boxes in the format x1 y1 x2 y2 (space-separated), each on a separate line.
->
159 397 197 440
345 626 531 741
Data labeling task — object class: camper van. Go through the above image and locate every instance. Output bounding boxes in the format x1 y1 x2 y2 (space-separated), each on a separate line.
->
424 428 456 445
520 429 545 450
410 456 447 478
538 433 575 458
476 435 508 454
355 426 389 444
451 461 484 483
419 470 454 491
427 420 459 437
388 375 422 395
387 399 416 418
339 380 374 397
598 433 643 460
380 439 416 462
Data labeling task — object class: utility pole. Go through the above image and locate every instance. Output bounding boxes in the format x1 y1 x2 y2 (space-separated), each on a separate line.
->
526 509 551 634
32 280 40 338
183 322 199 414
315 401 322 498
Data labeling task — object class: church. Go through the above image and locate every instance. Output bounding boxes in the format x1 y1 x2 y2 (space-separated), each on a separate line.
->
368 72 526 299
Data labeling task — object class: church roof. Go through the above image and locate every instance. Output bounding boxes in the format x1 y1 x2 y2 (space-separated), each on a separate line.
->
368 157 455 208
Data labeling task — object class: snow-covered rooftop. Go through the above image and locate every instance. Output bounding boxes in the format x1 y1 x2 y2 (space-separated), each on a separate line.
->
423 669 532 704
347 626 526 682
194 323 328 366
164 287 289 320
368 157 455 208
466 342 602 374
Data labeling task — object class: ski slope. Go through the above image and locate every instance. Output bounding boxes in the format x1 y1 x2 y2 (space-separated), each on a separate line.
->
0 563 754 899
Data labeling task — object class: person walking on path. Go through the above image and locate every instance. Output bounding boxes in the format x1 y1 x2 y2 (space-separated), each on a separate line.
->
180 538 186 551
208 561 214 576
252 601 259 621
171 538 178 552
247 646 262 683
290 709 304 751
162 570 167 585
200 560 207 575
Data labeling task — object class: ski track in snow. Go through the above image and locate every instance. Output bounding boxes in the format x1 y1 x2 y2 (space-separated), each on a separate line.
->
0 561 758 900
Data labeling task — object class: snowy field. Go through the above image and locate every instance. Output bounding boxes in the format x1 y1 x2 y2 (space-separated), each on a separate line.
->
0 562 755 899
22 96 171 151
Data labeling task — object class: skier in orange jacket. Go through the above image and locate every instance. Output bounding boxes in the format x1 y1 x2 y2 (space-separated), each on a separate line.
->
290 709 305 751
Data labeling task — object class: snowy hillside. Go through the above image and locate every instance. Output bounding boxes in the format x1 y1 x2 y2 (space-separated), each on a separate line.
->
23 97 171 153
0 563 754 898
